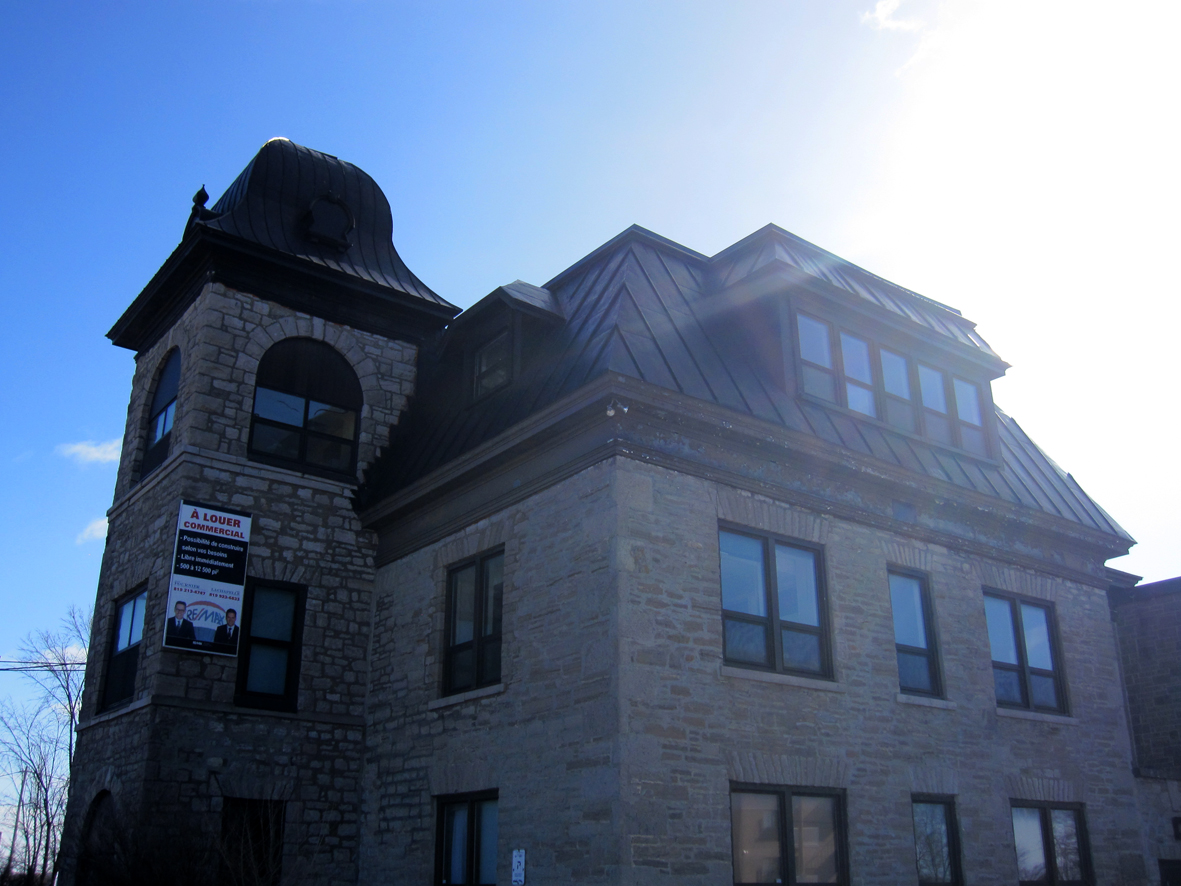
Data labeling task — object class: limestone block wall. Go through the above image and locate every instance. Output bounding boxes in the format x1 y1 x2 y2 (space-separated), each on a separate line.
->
612 458 1147 885
361 460 623 884
68 282 418 885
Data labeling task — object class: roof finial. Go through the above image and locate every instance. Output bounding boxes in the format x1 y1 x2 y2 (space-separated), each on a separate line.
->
193 185 209 209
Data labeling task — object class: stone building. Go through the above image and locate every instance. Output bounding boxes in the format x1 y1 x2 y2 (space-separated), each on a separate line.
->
64 138 1160 885
1110 577 1181 885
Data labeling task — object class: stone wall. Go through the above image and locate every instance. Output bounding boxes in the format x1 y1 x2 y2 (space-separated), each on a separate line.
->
363 455 1149 884
66 281 417 885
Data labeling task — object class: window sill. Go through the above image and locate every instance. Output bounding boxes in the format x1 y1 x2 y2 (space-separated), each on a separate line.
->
429 683 506 710
996 707 1078 725
720 665 844 693
896 693 957 710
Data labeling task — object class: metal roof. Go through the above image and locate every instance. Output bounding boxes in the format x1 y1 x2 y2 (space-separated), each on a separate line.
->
195 138 452 308
361 225 1131 544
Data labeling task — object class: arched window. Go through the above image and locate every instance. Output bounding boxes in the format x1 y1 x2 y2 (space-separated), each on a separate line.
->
77 791 117 886
141 349 180 476
248 338 362 476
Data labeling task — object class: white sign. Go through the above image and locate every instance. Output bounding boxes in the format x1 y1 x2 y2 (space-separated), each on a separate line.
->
511 849 525 885
163 500 252 656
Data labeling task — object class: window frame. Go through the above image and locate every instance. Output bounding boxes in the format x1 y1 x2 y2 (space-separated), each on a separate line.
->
443 548 505 697
791 309 993 458
910 794 963 886
983 589 1068 715
888 568 943 697
435 790 498 886
1009 801 1092 886
247 338 362 482
140 349 181 478
718 524 833 680
234 579 306 713
101 586 148 710
729 782 848 886
472 328 513 401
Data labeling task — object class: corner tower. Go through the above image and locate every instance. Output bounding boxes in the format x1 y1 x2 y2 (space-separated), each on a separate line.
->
63 139 457 885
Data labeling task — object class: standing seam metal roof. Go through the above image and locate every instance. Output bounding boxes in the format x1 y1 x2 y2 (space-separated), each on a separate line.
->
361 226 1130 543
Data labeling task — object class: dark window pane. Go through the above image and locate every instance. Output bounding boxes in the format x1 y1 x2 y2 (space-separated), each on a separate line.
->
254 388 306 426
889 574 927 649
720 532 767 617
994 667 1025 705
475 332 511 398
252 424 301 461
1011 807 1048 882
444 804 469 884
776 544 819 627
245 645 288 695
1050 809 1082 881
1030 674 1058 710
793 795 838 883
881 349 911 398
797 315 832 368
256 338 362 410
912 802 953 884
886 398 915 432
925 412 952 445
919 365 947 412
479 639 501 685
451 566 477 644
477 800 498 884
898 652 934 693
306 436 352 472
450 646 475 692
150 351 182 416
782 629 822 673
802 365 837 401
960 425 987 456
846 382 877 417
953 378 982 425
840 333 872 383
148 401 175 448
984 597 1019 664
725 619 769 665
306 402 356 439
104 647 139 707
1020 604 1054 670
482 555 504 637
731 792 782 885
251 588 296 641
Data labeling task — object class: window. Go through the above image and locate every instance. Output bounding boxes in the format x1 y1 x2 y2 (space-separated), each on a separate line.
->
248 338 362 477
445 550 504 695
889 571 941 696
1010 803 1090 885
436 792 498 885
141 350 180 476
102 589 147 709
220 798 284 886
911 797 962 885
719 529 830 678
984 592 1065 713
730 785 846 885
794 313 989 456
235 581 304 712
473 331 511 399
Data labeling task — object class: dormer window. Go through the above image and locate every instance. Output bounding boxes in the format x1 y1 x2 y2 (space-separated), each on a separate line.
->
795 312 991 457
473 331 511 399
141 349 181 477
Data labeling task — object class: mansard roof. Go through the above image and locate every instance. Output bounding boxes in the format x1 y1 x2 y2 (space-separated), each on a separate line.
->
360 224 1130 545
109 139 457 352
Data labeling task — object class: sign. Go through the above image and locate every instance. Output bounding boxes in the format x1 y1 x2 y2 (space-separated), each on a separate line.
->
511 849 525 885
163 500 251 656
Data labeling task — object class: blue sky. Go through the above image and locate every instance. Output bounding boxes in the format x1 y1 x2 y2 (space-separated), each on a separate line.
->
1 0 1178 664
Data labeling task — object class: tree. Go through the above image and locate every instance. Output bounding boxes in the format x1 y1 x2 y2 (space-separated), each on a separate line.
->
0 605 90 884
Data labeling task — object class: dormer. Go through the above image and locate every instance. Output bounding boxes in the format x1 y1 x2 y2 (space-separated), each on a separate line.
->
708 225 1008 461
